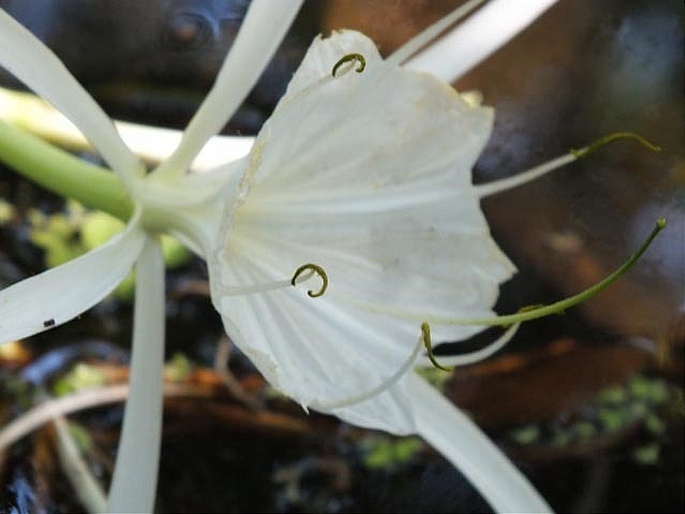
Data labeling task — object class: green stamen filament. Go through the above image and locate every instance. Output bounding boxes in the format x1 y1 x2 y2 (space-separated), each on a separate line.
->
437 218 665 327
420 219 664 371
571 132 661 159
455 218 665 326
421 321 525 370
291 263 328 298
332 53 366 77
418 322 521 369
416 218 666 373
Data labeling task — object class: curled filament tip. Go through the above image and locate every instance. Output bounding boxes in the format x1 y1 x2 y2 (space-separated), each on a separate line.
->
571 132 661 159
421 322 453 372
332 53 366 77
291 263 329 298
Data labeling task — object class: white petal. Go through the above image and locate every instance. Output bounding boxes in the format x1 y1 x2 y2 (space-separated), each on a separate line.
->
0 9 141 179
0 214 145 344
408 374 552 513
404 0 558 83
107 238 165 513
154 0 303 180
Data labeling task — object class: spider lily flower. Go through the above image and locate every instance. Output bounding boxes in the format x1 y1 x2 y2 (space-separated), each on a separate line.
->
4 1 662 513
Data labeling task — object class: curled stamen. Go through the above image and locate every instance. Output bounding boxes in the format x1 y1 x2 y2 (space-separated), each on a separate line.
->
332 53 366 77
220 264 328 297
291 263 328 298
417 322 521 368
421 322 452 372
571 132 661 159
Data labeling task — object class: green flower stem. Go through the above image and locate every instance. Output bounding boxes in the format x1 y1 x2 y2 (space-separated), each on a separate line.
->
427 218 667 327
0 119 133 220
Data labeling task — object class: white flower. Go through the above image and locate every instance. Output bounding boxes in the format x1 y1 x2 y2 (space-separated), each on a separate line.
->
0 2 569 513
208 31 511 423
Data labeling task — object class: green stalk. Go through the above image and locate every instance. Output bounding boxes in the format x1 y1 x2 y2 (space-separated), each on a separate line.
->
0 119 133 220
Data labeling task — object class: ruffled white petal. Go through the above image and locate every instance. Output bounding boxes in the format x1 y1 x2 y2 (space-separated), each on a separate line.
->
404 0 558 83
0 213 145 344
153 0 303 180
209 31 515 410
107 238 165 513
0 9 141 180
